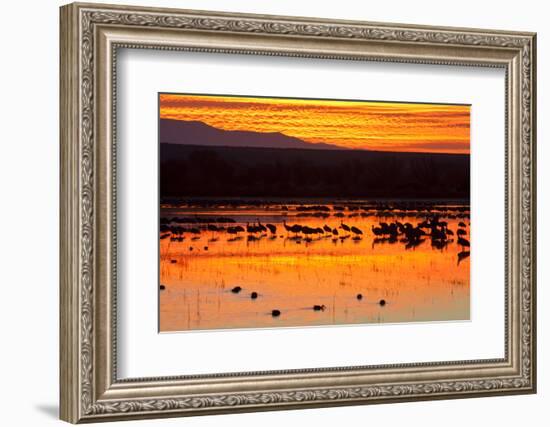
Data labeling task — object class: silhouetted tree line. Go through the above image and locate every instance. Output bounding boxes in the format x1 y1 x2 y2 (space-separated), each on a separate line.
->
160 144 470 199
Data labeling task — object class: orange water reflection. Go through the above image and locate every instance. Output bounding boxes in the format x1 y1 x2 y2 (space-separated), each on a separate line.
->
159 203 470 332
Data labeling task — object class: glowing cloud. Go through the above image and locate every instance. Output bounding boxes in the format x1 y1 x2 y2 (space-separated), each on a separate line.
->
160 93 470 154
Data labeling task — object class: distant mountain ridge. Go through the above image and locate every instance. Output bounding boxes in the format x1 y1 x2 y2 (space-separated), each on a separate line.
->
159 118 347 150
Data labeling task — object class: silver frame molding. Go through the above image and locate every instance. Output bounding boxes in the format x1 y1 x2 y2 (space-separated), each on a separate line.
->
60 2 537 423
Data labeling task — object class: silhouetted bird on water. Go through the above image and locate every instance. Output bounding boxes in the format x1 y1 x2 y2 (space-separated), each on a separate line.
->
379 299 386 306
371 225 384 236
456 228 467 236
256 219 267 233
458 222 467 227
265 224 277 234
301 226 317 238
283 220 302 236
350 226 363 236
357 293 363 300
227 225 244 234
160 285 166 291
265 223 277 234
323 224 332 234
313 304 326 311
271 309 281 317
457 251 470 265
340 221 351 232
246 222 261 234
457 237 470 248
231 286 242 293
250 292 258 299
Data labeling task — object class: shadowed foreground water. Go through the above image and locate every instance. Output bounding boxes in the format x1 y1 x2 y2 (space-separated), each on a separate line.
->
159 201 470 332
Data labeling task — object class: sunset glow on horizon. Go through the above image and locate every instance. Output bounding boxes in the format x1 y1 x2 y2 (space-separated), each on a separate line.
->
160 93 470 154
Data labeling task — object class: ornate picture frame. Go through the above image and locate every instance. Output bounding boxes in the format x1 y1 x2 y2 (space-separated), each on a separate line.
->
60 2 536 423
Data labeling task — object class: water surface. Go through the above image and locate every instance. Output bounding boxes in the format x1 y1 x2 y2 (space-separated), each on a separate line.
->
159 200 470 332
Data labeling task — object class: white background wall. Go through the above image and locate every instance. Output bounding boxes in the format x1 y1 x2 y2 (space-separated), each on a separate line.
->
0 0 546 425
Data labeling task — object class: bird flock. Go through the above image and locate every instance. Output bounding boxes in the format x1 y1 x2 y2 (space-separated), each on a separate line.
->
160 204 470 320
160 211 469 262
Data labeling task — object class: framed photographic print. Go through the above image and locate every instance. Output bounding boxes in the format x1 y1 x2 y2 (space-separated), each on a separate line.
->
60 2 537 423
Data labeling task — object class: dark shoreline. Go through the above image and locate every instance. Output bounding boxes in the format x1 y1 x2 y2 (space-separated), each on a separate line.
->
160 143 470 200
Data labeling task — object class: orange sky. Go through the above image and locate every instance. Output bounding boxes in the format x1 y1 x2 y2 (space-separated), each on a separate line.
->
159 94 470 154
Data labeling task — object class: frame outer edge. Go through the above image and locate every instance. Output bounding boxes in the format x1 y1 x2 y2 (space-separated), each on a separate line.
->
528 33 536 393
60 3 81 424
60 2 537 422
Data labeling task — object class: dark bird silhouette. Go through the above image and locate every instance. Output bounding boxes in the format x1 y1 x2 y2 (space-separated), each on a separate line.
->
160 285 166 291
271 309 281 317
371 225 384 236
332 228 339 236
256 219 267 233
283 220 292 233
250 291 258 299
170 259 177 264
283 220 302 236
265 223 277 234
457 228 467 236
458 221 467 227
457 251 470 265
313 304 326 311
379 299 386 306
231 286 242 293
302 226 316 237
457 237 470 248
323 224 332 233
227 225 245 234
356 293 363 300
246 222 259 234
350 226 363 236
340 221 351 232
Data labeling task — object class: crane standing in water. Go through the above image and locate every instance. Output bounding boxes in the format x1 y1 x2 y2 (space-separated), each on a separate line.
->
350 226 363 236
265 223 277 235
340 221 351 233
283 220 302 237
